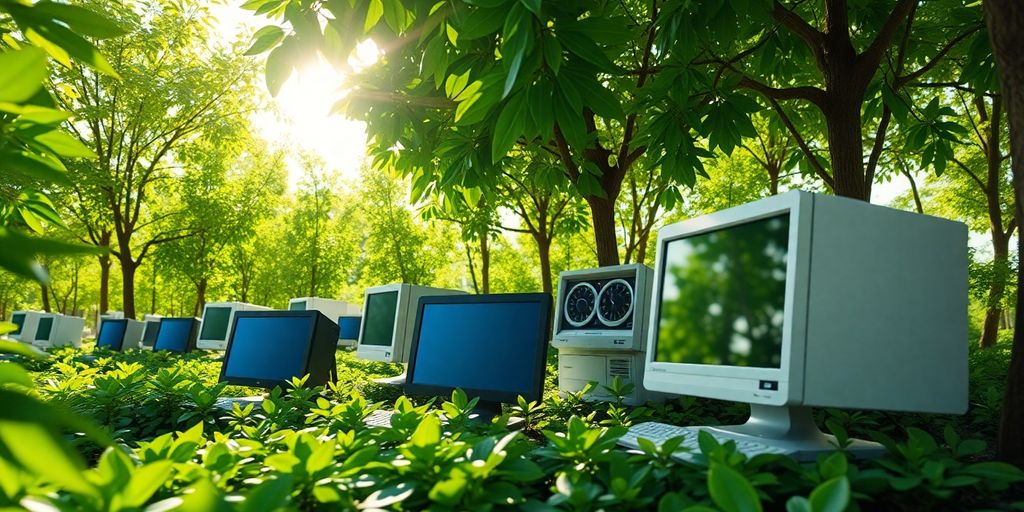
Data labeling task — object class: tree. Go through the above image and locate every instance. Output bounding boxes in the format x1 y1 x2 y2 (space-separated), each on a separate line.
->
496 152 586 294
361 169 439 286
156 139 285 314
983 0 1024 467
686 0 982 201
57 0 255 318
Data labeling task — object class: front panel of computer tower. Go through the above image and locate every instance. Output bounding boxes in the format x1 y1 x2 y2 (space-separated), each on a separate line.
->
552 264 662 404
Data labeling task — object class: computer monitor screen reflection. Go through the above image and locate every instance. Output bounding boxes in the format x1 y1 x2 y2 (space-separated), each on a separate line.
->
361 292 398 347
339 316 361 340
97 321 127 349
201 307 232 340
655 214 790 368
222 316 313 382
409 301 546 398
155 319 193 352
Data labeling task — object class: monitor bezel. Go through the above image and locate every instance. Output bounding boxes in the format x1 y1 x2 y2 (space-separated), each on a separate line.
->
152 317 200 353
11 312 26 335
354 284 405 363
218 310 320 389
644 191 813 406
96 318 129 351
404 293 553 405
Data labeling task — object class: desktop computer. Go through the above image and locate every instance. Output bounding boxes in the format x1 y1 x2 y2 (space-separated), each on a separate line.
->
152 317 200 353
197 301 272 350
97 311 124 338
218 310 340 389
141 314 163 348
7 311 51 342
618 191 968 461
95 318 147 351
338 315 361 347
288 297 361 346
552 264 659 405
31 314 85 349
366 293 552 426
355 283 466 384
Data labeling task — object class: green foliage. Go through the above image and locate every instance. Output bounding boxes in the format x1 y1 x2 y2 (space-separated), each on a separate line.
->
0 340 1020 510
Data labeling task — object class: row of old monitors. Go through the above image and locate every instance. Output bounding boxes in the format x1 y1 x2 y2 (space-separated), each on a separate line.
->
87 294 554 403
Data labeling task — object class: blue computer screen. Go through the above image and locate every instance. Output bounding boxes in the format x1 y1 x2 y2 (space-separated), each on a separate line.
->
223 316 313 382
97 321 126 349
154 318 193 352
409 302 545 396
338 316 361 340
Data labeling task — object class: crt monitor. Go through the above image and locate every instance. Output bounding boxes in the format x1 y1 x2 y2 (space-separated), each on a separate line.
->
96 319 129 351
355 284 466 365
219 310 339 389
198 302 272 351
142 321 160 348
338 315 361 345
405 293 553 417
10 312 26 337
644 190 968 459
153 317 200 353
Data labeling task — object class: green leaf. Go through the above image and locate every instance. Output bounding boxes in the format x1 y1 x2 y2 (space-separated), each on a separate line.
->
491 92 528 163
265 39 296 96
28 22 119 77
245 25 285 56
0 149 69 185
808 476 850 512
242 475 293 512
0 365 33 387
33 130 96 158
412 414 442 447
708 464 763 512
785 496 812 512
0 340 46 359
32 2 127 38
366 0 384 31
0 47 48 103
429 476 468 505
519 0 541 16
122 461 174 508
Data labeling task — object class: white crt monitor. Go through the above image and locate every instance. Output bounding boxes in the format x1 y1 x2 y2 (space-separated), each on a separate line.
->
288 297 361 323
8 311 52 342
197 302 272 351
32 315 86 349
645 191 968 457
355 284 466 364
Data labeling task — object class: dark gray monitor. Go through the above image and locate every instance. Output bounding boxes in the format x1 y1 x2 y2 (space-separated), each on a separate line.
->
219 310 339 389
96 319 128 351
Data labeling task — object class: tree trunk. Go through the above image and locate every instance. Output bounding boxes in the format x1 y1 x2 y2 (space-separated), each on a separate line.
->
150 263 157 314
121 256 137 319
536 235 553 295
71 263 79 316
824 98 869 200
980 234 1010 348
194 278 207 317
40 284 51 312
465 244 479 294
480 235 490 294
97 230 111 313
984 0 1024 467
587 195 620 266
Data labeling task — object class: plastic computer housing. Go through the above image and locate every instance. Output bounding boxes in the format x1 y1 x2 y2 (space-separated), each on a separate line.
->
552 264 657 405
141 314 163 349
645 191 968 459
8 311 48 342
355 284 466 364
337 315 362 348
219 310 339 389
32 315 85 349
288 297 361 346
98 318 147 351
197 302 272 351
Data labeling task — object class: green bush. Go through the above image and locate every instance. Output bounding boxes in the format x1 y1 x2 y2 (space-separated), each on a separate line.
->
0 341 1021 511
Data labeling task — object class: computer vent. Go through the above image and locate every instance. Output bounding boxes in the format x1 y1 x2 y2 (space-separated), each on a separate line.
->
608 358 631 379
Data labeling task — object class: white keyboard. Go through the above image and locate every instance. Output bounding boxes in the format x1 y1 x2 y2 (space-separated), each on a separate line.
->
214 396 264 411
618 422 791 461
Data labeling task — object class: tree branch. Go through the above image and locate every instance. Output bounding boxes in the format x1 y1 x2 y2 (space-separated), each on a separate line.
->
767 97 834 189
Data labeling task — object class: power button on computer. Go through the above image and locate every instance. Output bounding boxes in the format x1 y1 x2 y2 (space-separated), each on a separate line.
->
759 380 778 391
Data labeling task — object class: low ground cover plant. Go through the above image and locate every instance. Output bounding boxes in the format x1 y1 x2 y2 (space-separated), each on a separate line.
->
0 341 1021 511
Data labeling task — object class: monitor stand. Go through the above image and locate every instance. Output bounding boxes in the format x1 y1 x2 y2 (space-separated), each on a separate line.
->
703 405 886 461
372 363 408 386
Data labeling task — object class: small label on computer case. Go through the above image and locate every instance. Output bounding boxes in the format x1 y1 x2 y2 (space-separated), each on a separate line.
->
758 380 778 391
